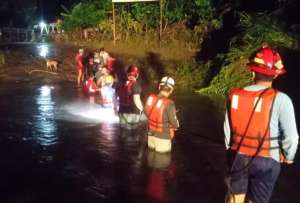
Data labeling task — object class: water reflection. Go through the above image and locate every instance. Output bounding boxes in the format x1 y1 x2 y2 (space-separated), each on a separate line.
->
146 150 175 203
33 85 58 146
96 123 120 160
37 44 49 58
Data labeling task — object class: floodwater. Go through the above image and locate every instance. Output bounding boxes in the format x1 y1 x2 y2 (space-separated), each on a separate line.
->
0 44 300 203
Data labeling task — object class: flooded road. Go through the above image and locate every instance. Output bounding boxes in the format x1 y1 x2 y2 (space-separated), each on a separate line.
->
0 81 227 203
0 44 300 203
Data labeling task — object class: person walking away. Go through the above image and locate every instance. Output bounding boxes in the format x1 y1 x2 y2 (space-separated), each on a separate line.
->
117 65 145 129
145 76 179 153
224 44 299 203
75 48 84 87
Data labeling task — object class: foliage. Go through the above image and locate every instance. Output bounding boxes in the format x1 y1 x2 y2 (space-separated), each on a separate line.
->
173 61 210 90
61 2 106 31
0 51 5 66
199 13 295 97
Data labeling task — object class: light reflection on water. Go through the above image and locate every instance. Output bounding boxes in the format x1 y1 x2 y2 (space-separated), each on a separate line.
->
33 85 58 146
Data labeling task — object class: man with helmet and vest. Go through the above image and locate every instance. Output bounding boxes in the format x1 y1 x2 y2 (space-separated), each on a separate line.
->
117 65 145 129
145 76 179 153
224 44 299 203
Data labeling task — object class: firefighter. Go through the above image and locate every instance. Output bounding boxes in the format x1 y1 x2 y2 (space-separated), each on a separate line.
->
145 76 179 153
224 45 299 203
117 65 145 129
75 48 84 87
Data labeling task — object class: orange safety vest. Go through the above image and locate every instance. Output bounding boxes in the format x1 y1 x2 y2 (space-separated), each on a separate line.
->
145 94 175 139
229 88 277 157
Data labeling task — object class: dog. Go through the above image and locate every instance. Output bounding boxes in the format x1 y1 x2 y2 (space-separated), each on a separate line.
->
46 59 59 72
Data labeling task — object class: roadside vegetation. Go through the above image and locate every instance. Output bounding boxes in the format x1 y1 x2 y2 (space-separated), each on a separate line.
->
0 51 5 66
55 0 296 97
199 13 295 97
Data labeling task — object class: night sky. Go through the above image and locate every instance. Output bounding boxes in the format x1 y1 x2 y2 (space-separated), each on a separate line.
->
0 0 80 27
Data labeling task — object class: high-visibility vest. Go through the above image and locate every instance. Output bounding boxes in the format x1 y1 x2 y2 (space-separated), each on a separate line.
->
145 94 175 138
229 88 277 157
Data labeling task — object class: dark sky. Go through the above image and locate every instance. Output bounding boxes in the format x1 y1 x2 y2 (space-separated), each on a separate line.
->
0 0 299 28
0 0 79 27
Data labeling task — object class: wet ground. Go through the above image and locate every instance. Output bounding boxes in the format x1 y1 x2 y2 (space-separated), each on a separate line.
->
0 43 300 203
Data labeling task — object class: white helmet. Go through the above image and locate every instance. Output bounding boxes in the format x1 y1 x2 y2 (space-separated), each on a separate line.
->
159 76 175 89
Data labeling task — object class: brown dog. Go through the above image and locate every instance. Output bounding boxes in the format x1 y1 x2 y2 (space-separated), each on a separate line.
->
46 59 58 72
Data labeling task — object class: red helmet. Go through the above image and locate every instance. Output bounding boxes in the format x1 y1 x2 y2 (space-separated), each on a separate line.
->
127 64 139 78
247 46 286 76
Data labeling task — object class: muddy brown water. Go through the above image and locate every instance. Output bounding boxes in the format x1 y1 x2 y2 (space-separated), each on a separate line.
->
0 43 299 203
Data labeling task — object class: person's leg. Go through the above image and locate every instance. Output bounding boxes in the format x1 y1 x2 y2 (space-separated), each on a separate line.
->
227 154 250 203
77 69 82 86
247 157 281 203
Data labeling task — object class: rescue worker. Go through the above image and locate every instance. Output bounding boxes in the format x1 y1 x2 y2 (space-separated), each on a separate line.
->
75 48 84 87
224 45 299 203
145 76 179 153
117 65 145 129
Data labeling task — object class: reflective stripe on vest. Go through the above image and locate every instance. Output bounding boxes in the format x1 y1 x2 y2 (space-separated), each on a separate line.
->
229 88 277 157
145 94 171 133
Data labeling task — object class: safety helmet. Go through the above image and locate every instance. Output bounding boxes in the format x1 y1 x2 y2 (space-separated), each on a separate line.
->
105 75 114 85
159 76 175 89
247 45 286 76
127 65 139 78
79 48 84 53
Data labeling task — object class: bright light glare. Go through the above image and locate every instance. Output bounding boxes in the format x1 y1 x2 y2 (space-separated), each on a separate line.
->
38 44 49 58
39 21 46 28
62 102 119 124
40 85 52 96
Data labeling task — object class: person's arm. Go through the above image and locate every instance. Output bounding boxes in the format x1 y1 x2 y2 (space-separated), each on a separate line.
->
278 94 299 163
224 110 231 150
133 94 143 112
166 102 179 129
132 82 143 112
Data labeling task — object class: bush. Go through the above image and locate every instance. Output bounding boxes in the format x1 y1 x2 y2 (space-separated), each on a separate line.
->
61 2 106 31
172 61 210 90
0 52 5 66
199 13 295 97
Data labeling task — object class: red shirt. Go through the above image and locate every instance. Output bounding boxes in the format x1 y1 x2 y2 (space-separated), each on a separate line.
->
75 53 84 70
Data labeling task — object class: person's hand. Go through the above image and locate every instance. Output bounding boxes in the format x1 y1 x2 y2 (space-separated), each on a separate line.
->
283 160 294 165
280 155 294 164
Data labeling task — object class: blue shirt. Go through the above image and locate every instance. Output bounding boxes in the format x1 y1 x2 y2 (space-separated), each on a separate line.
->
224 84 299 162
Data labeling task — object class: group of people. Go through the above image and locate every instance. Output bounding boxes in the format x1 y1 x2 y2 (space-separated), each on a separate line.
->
74 44 299 203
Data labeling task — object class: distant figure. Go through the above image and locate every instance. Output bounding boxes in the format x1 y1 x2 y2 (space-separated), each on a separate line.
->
224 45 299 203
99 47 110 67
145 77 179 153
75 48 85 87
94 50 101 65
83 74 99 95
100 75 117 112
85 57 97 77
